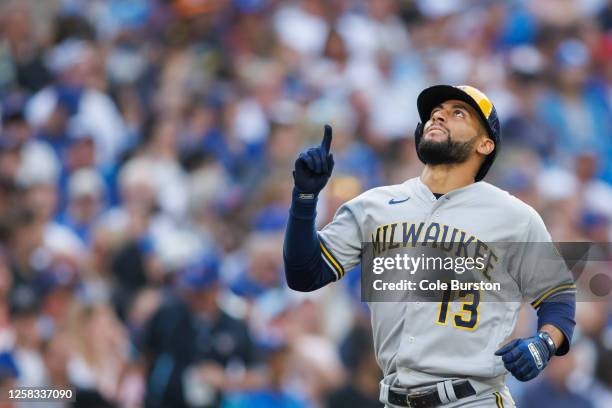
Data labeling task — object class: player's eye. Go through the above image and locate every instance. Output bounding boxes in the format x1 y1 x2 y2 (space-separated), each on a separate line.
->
454 110 465 118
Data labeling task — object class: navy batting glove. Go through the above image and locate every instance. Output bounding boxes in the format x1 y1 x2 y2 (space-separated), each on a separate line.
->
293 125 335 197
494 333 554 382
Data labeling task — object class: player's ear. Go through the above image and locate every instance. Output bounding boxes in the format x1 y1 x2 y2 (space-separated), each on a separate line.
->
476 137 495 156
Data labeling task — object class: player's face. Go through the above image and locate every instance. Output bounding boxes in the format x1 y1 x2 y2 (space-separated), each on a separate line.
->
418 100 486 165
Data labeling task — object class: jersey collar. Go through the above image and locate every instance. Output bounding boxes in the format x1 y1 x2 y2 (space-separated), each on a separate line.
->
414 176 484 202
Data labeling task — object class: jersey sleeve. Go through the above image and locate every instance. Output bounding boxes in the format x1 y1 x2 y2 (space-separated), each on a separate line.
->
317 202 363 280
512 208 576 309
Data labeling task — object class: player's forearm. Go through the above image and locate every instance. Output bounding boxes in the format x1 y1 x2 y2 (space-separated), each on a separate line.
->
539 325 565 350
283 189 335 291
536 295 576 355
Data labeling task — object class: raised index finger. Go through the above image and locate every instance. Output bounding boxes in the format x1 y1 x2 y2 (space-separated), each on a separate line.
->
321 124 333 153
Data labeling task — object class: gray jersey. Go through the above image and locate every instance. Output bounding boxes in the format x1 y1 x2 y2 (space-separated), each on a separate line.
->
318 177 575 387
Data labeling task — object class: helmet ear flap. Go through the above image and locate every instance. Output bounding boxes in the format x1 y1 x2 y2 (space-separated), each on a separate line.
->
414 122 423 139
414 122 425 164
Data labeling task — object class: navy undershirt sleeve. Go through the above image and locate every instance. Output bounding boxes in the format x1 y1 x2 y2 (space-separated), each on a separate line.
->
536 293 576 356
283 189 336 292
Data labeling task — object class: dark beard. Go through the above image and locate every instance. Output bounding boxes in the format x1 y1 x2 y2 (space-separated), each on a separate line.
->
417 131 477 165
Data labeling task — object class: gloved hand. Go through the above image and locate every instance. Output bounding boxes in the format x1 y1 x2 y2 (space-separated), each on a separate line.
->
293 125 335 197
494 333 554 382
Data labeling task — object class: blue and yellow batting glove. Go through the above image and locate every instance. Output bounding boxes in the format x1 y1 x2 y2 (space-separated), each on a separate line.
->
494 332 556 382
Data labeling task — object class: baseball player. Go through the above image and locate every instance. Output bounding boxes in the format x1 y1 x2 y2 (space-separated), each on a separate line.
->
283 85 576 407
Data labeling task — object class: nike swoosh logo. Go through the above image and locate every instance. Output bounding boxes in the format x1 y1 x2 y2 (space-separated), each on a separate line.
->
388 197 411 205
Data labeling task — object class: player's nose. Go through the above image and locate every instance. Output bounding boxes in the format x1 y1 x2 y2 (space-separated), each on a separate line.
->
431 109 447 123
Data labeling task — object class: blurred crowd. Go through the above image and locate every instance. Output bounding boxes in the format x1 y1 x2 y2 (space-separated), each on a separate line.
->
0 0 611 407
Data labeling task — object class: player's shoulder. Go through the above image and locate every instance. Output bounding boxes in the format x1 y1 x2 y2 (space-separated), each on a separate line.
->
476 181 542 220
345 179 413 206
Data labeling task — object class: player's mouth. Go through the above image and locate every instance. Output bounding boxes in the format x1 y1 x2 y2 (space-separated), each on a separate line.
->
424 125 449 139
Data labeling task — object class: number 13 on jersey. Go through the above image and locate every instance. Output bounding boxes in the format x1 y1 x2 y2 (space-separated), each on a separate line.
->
436 288 481 331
